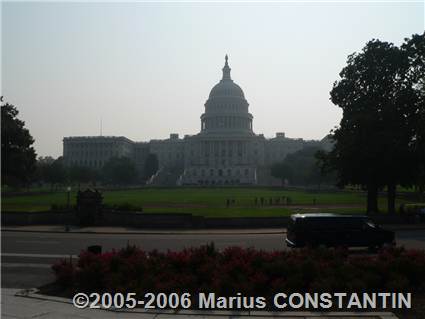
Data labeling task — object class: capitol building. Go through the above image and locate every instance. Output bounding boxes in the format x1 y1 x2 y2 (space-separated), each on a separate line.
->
63 56 328 185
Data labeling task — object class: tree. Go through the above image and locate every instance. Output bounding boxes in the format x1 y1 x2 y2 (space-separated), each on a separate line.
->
102 157 138 185
322 36 423 214
68 165 98 188
37 156 55 165
143 153 159 181
286 146 323 186
271 162 292 186
271 146 336 187
42 157 67 190
1 99 37 187
402 33 425 196
33 156 55 185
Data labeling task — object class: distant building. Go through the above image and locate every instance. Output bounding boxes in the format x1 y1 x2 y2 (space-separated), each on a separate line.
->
63 136 134 169
63 56 328 185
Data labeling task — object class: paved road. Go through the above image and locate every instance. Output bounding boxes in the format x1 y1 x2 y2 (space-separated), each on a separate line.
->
2 229 425 288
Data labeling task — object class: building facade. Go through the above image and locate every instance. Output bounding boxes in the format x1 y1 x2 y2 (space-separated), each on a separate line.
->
63 56 327 185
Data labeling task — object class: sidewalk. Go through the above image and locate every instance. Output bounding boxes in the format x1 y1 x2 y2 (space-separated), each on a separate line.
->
1 289 399 319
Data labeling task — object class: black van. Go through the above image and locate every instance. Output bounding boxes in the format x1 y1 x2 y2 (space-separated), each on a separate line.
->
286 213 395 249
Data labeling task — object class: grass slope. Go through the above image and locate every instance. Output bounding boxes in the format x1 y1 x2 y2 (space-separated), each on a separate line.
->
1 187 413 217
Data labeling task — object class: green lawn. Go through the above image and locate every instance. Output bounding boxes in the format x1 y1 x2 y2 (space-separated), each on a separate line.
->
1 187 416 217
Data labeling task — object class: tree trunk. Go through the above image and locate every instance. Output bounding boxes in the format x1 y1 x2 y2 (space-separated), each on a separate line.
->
387 183 396 214
367 184 379 214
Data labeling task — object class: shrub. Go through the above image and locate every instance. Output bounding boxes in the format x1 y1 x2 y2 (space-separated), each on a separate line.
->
52 246 425 297
52 259 75 287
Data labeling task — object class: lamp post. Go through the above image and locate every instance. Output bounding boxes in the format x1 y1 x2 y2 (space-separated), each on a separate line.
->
66 186 71 208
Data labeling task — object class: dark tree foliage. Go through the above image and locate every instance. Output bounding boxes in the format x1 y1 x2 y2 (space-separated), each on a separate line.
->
322 34 424 214
37 156 55 165
285 147 323 186
271 146 335 187
143 153 159 180
102 157 138 185
38 157 67 189
68 165 98 186
270 162 292 186
33 156 54 185
1 100 37 187
402 33 425 195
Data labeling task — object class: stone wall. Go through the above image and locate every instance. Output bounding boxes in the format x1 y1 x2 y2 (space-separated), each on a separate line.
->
2 210 421 229
2 210 77 225
1 210 288 229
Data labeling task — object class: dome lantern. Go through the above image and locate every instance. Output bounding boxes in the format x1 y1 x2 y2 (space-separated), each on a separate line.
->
222 54 231 80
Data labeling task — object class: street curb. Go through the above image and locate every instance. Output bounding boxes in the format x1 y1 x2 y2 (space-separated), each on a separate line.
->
3 226 425 235
14 289 398 318
1 228 287 235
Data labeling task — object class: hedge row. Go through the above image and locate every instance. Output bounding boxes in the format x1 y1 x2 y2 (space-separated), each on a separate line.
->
52 245 425 296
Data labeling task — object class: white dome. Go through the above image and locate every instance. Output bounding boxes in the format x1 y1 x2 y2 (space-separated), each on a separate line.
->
209 80 245 98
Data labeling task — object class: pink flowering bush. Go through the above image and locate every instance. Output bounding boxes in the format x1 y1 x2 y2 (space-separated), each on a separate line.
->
52 244 425 296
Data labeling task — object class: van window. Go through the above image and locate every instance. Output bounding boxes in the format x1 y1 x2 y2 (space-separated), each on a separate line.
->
340 218 363 229
304 218 331 230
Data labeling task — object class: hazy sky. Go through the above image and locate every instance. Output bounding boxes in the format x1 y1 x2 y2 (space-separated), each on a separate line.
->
2 1 424 158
